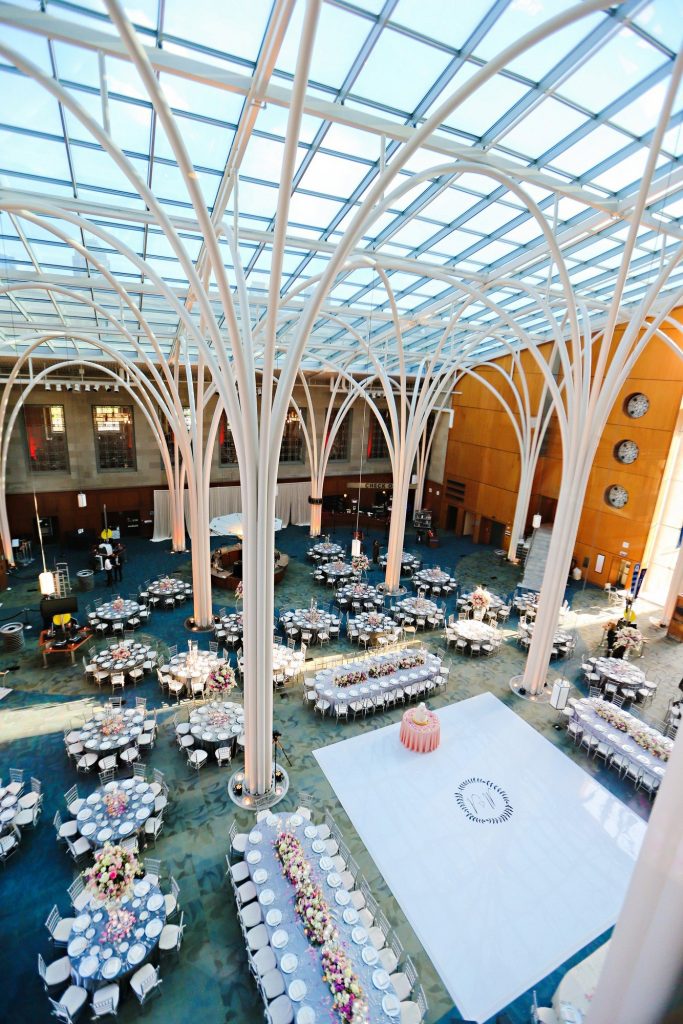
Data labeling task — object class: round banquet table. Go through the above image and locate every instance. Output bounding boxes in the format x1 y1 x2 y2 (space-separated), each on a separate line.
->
394 597 441 625
335 583 383 610
413 568 456 593
459 591 505 613
93 642 154 674
452 619 498 643
319 560 356 583
144 576 189 600
167 650 222 685
75 779 155 847
379 551 421 574
593 657 645 688
351 612 399 643
400 707 440 753
215 612 243 643
67 877 166 990
520 624 572 647
309 541 345 561
77 709 145 754
189 700 244 749
282 609 339 639
95 599 141 624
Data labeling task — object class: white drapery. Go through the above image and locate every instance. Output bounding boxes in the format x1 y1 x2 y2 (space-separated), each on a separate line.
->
151 480 311 540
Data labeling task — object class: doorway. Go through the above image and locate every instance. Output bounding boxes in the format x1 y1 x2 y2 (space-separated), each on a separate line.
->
446 505 458 532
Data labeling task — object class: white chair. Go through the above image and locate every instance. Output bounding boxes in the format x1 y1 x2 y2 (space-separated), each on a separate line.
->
389 954 417 1002
239 901 262 929
119 745 139 768
76 752 98 773
48 986 89 1023
91 983 120 1019
45 905 75 946
67 875 91 912
144 815 164 846
399 983 428 1024
246 922 269 952
187 749 208 771
215 746 232 767
260 967 286 1001
229 820 248 856
159 910 185 954
53 809 78 843
266 994 294 1024
130 963 163 1005
14 800 41 829
0 825 20 865
38 951 71 991
66 834 92 863
164 877 180 918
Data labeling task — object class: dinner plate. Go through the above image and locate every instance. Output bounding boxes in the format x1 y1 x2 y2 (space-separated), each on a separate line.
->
68 936 88 957
373 969 390 990
248 830 262 844
266 908 282 927
311 840 325 854
288 980 307 1003
119 821 135 835
326 872 342 888
246 850 262 864
86 793 100 805
77 808 92 821
271 929 289 949
637 755 649 763
97 827 113 845
335 889 350 906
319 856 334 871
93 912 103 923
382 994 400 1017
73 914 91 933
147 893 164 913
145 918 163 939
85 928 96 940
102 956 122 980
120 779 135 791
266 814 278 827
134 880 150 897
351 927 367 945
135 784 147 795
342 908 359 925
127 943 146 965
101 948 112 960
253 868 268 885
259 888 275 906
281 953 298 974
135 928 144 939
141 792 155 805
78 954 99 978
362 945 379 966
81 822 96 837
100 741 111 750
135 807 149 821
289 814 303 827
296 1008 316 1024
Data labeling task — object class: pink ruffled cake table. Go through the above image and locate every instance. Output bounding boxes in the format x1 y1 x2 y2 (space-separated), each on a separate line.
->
400 707 440 753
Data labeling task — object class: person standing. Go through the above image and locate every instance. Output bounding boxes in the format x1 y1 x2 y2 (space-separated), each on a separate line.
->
113 550 123 583
104 555 113 587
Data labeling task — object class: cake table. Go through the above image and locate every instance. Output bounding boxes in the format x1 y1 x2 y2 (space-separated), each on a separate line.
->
400 705 440 753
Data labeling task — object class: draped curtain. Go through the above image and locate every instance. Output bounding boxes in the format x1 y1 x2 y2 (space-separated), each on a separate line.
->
151 480 311 541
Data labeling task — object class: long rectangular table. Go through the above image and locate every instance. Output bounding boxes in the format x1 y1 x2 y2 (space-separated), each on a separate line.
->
244 813 400 1020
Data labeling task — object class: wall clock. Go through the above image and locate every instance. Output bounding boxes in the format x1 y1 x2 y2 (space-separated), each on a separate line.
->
614 439 639 464
605 484 629 509
624 392 649 418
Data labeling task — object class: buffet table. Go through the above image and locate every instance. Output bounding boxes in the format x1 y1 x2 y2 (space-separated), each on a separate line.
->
400 706 440 752
39 628 91 667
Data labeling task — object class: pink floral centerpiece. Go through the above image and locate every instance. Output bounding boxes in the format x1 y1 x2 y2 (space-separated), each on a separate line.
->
112 597 125 613
110 645 129 661
328 560 347 572
274 832 336 945
104 789 128 818
100 714 125 737
333 668 369 688
470 587 492 612
101 906 136 944
613 627 643 653
321 944 368 1022
206 663 237 697
592 698 673 760
85 843 138 906
365 613 383 629
235 580 243 602
351 553 369 574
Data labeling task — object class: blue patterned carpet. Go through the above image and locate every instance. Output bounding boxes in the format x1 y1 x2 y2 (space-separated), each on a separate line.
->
0 524 680 1023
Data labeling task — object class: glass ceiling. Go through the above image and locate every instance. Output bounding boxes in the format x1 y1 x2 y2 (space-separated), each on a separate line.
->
0 0 681 376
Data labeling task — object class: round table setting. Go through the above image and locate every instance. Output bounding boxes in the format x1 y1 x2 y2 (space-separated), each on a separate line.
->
379 551 421 575
394 597 442 627
214 612 243 646
272 645 305 679
335 582 384 611
451 619 498 645
308 541 345 562
92 642 155 675
281 608 339 641
188 700 244 750
75 779 156 847
73 709 145 755
143 576 191 603
351 612 400 645
459 591 506 615
520 623 573 653
67 877 166 990
400 704 441 753
592 657 645 690
0 789 19 827
318 560 356 584
412 568 456 595
167 650 223 686
95 599 141 625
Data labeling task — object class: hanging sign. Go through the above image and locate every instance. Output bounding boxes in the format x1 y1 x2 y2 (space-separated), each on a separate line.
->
634 567 647 598
629 562 641 596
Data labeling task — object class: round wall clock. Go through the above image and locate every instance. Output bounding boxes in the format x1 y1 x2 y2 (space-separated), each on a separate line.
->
614 439 640 464
624 392 649 418
605 484 629 509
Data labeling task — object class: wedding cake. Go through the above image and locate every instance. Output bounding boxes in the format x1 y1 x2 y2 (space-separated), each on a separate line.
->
413 702 430 725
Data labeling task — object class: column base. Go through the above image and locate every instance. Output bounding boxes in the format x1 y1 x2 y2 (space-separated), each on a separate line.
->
377 583 407 597
228 765 289 811
509 674 552 703
184 616 215 633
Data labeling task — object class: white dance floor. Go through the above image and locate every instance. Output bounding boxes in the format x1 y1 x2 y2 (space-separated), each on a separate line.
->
313 693 646 1023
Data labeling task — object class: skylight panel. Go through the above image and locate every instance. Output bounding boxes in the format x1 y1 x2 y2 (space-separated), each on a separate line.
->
498 97 587 159
0 129 72 182
501 219 542 245
592 148 665 194
634 3 683 49
297 152 369 198
0 72 65 137
387 218 441 249
351 28 453 113
287 192 343 229
467 239 517 264
551 123 627 178
0 25 54 75
154 117 235 172
158 72 243 123
442 75 529 138
232 179 278 220
323 123 384 163
433 228 481 257
463 202 524 235
558 27 665 112
163 0 272 65
473 1 605 81
393 0 495 50
275 1 371 91
239 134 288 184
611 78 682 137
417 186 483 225
71 145 148 194
250 106 322 146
